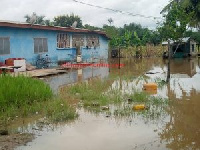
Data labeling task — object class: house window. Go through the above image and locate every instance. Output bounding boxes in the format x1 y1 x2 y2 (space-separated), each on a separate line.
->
192 44 194 52
72 34 84 47
86 35 99 48
0 37 10 55
34 38 48 53
57 33 70 48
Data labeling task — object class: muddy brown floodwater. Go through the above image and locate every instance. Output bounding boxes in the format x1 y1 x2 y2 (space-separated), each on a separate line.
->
13 58 200 150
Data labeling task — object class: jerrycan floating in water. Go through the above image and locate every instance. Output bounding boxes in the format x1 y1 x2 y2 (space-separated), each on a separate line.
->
133 104 146 110
143 83 158 91
145 90 157 95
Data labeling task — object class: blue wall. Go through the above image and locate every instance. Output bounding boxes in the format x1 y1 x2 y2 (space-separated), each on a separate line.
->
0 27 108 65
81 36 108 62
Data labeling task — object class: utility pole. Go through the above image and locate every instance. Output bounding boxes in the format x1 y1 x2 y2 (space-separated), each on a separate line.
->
118 47 121 69
166 40 171 82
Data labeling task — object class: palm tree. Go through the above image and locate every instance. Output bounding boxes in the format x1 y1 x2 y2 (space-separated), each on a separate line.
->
108 18 113 26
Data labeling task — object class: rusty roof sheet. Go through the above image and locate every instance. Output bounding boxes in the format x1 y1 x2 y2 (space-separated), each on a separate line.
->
0 20 109 39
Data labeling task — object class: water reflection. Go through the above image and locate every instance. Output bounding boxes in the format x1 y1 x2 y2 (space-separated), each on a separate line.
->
110 58 200 100
16 58 200 150
45 67 109 94
159 90 200 150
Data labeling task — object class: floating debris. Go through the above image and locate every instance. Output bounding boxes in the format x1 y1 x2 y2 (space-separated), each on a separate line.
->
127 98 133 103
92 102 100 107
101 106 109 110
146 72 158 74
143 83 158 91
133 104 146 110
0 130 8 136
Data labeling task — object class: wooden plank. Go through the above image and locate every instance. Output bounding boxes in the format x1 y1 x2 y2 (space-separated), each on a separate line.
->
12 68 67 77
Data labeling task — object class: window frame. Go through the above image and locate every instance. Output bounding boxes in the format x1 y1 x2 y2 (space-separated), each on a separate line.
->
34 38 48 54
0 37 10 55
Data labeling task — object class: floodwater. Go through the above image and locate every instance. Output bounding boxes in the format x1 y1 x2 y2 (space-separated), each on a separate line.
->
16 58 200 150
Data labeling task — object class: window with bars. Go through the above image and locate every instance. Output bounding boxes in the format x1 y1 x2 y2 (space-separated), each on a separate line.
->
0 37 10 55
57 33 70 48
34 38 48 53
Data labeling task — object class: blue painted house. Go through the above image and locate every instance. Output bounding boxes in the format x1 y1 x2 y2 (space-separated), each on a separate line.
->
0 21 109 66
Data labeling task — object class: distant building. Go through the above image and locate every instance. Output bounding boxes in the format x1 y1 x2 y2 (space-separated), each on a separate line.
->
0 21 109 65
162 37 197 58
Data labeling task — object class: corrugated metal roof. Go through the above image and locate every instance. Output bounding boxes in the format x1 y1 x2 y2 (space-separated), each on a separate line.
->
0 20 109 39
181 37 190 43
162 40 174 45
162 37 191 45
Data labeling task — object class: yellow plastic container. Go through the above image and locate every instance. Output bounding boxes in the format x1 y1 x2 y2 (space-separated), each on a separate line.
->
143 83 158 91
145 90 157 95
133 104 145 110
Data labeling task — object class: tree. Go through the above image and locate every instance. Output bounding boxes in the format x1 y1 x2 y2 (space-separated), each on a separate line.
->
159 2 193 40
84 24 102 31
183 0 200 29
158 1 193 82
53 14 83 28
24 13 46 25
103 25 120 48
161 0 200 29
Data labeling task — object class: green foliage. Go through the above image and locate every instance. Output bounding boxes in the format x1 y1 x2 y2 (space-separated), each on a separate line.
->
62 78 169 121
24 13 49 25
158 2 193 41
114 91 169 120
44 98 77 123
25 13 83 28
185 30 200 43
106 23 162 48
176 0 200 28
0 75 76 124
133 31 141 46
161 0 199 32
103 25 119 38
53 13 83 28
0 75 53 109
24 12 162 49
67 80 123 107
84 24 102 31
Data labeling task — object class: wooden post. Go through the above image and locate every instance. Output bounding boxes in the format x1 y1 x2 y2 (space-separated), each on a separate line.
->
118 47 121 69
166 40 171 82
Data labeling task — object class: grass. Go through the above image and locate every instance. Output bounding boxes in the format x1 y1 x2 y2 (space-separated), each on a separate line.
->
60 77 169 121
44 98 77 123
154 77 167 88
0 75 77 128
0 75 53 109
114 91 169 120
65 79 123 107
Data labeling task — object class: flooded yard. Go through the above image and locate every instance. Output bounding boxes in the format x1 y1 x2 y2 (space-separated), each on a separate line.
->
15 57 200 150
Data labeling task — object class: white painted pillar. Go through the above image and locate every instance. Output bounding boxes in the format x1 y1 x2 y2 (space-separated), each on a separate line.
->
70 34 73 48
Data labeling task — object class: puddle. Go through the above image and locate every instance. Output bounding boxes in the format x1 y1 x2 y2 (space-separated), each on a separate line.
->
15 58 200 150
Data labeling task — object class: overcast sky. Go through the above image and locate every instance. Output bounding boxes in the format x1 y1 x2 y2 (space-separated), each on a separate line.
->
0 0 169 29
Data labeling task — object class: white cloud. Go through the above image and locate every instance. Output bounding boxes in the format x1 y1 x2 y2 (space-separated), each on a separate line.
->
0 0 169 29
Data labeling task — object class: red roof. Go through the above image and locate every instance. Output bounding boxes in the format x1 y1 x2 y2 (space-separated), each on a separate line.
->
0 21 109 39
